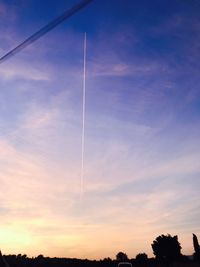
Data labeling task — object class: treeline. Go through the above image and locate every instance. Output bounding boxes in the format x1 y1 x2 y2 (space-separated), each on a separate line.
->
0 255 161 267
1 253 198 267
115 233 200 266
1 233 200 267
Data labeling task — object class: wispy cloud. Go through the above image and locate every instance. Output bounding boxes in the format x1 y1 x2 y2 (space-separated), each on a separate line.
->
89 60 161 77
0 0 200 259
0 60 51 81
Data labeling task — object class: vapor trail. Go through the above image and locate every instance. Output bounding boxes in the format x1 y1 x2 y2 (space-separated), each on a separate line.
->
80 32 87 199
0 0 93 64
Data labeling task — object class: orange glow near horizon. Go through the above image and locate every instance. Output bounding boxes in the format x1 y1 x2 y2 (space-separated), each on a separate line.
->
0 0 200 260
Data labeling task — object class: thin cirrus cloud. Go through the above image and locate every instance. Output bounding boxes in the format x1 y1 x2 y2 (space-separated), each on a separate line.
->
0 0 200 259
0 61 51 81
89 60 161 77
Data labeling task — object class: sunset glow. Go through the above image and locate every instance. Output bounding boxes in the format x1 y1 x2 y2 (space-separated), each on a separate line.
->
0 0 200 259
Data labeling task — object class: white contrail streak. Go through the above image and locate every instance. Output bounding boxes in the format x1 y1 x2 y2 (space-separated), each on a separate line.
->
80 32 87 199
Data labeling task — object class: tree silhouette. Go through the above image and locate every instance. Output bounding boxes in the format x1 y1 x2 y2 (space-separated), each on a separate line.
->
193 233 200 261
135 253 148 261
151 234 182 264
135 253 148 266
116 252 128 262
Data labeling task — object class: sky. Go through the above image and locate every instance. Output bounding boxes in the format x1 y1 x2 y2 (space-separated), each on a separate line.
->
0 0 200 260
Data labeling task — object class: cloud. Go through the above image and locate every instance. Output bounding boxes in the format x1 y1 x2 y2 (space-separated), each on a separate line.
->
0 2 17 20
0 60 51 81
0 3 6 16
89 60 161 77
21 106 59 130
88 30 165 78
0 91 83 216
0 5 200 258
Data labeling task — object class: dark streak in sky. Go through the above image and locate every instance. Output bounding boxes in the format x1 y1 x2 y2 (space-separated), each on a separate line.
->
0 0 93 64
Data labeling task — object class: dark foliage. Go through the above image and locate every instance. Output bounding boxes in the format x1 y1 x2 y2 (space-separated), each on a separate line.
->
151 234 182 264
193 233 200 261
135 253 148 261
0 253 195 267
135 253 148 267
0 251 9 267
4 255 117 267
1 232 198 267
116 252 128 262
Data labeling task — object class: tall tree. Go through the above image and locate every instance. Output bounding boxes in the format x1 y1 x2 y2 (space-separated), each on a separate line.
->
151 234 182 264
193 233 200 261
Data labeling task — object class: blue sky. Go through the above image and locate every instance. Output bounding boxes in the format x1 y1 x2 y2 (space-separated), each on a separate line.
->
0 0 200 260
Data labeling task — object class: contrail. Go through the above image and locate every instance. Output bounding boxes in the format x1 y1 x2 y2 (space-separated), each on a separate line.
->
80 32 87 199
0 0 93 64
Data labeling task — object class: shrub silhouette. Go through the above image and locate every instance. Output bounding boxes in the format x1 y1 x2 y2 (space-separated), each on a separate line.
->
135 253 148 261
116 252 128 262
